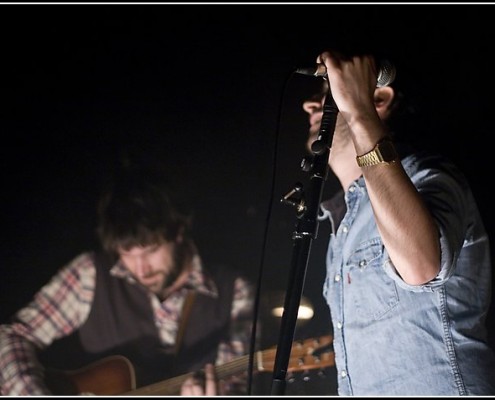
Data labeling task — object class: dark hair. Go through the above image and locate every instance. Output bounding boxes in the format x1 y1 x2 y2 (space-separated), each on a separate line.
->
96 165 194 258
384 58 429 150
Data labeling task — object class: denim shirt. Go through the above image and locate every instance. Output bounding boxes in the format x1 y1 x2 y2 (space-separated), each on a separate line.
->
321 150 495 395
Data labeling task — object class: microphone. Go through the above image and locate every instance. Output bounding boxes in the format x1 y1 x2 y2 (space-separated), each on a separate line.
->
295 59 396 87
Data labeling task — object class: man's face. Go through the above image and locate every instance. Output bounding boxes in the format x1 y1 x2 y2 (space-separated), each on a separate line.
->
302 81 329 152
118 241 179 294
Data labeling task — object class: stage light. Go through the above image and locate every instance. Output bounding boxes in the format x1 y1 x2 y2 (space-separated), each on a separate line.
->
267 291 314 321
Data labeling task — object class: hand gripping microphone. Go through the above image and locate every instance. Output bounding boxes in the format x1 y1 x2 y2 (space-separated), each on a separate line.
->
295 59 396 87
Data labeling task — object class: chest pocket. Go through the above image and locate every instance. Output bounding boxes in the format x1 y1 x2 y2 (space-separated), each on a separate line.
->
346 239 399 321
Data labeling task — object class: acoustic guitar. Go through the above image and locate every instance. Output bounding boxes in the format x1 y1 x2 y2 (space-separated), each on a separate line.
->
46 335 334 395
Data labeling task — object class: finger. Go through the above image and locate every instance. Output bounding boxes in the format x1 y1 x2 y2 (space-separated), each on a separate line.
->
319 49 343 69
181 376 205 396
190 384 204 396
192 370 205 386
204 363 217 395
180 377 195 396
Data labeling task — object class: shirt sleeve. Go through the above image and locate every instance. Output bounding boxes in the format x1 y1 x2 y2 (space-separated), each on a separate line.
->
215 275 256 394
0 252 96 395
216 276 255 362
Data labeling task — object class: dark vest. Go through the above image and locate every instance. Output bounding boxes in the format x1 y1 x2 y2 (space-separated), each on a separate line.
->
40 252 236 389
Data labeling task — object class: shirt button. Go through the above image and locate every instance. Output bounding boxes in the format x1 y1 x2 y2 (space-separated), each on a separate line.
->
341 225 348 233
334 274 341 282
349 186 355 192
336 321 342 329
341 370 347 378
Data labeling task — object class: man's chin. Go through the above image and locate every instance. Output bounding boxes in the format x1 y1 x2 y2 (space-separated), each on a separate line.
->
146 281 164 295
140 274 166 293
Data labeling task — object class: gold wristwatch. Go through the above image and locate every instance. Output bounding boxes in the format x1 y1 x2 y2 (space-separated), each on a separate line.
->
356 137 398 168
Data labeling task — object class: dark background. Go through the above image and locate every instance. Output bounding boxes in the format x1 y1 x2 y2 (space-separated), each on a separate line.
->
1 3 495 395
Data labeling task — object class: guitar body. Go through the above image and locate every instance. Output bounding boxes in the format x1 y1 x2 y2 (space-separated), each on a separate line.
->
45 355 136 395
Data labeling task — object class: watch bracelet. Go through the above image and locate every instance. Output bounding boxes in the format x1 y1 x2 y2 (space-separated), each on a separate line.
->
355 137 397 168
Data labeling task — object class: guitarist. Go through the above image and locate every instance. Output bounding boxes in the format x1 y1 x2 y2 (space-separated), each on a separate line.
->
0 162 255 395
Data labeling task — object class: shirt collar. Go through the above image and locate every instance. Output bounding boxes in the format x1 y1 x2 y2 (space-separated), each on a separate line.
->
320 187 346 233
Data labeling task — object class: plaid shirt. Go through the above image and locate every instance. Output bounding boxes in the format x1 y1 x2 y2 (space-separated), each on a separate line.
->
0 252 254 395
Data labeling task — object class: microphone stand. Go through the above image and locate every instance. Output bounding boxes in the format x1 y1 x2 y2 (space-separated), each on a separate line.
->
270 86 338 395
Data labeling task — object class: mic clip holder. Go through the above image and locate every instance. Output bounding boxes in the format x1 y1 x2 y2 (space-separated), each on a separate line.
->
280 182 306 217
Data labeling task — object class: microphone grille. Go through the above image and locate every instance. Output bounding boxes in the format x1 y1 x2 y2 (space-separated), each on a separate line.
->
376 59 396 87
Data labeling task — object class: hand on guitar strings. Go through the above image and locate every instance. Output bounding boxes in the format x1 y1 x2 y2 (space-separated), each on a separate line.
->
180 363 221 396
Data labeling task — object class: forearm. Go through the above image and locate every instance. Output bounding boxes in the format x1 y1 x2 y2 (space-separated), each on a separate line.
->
0 326 50 395
349 110 441 285
364 161 441 285
0 254 95 395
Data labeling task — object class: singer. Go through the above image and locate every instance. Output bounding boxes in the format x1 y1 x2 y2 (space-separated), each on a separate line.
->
300 50 495 395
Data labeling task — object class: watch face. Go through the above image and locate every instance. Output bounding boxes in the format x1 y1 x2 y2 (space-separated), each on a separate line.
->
379 140 398 162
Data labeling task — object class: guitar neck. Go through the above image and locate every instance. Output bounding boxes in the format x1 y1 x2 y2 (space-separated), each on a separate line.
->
123 352 259 395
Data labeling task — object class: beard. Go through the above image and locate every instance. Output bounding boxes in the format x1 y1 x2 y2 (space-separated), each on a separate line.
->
162 262 181 289
159 240 192 292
